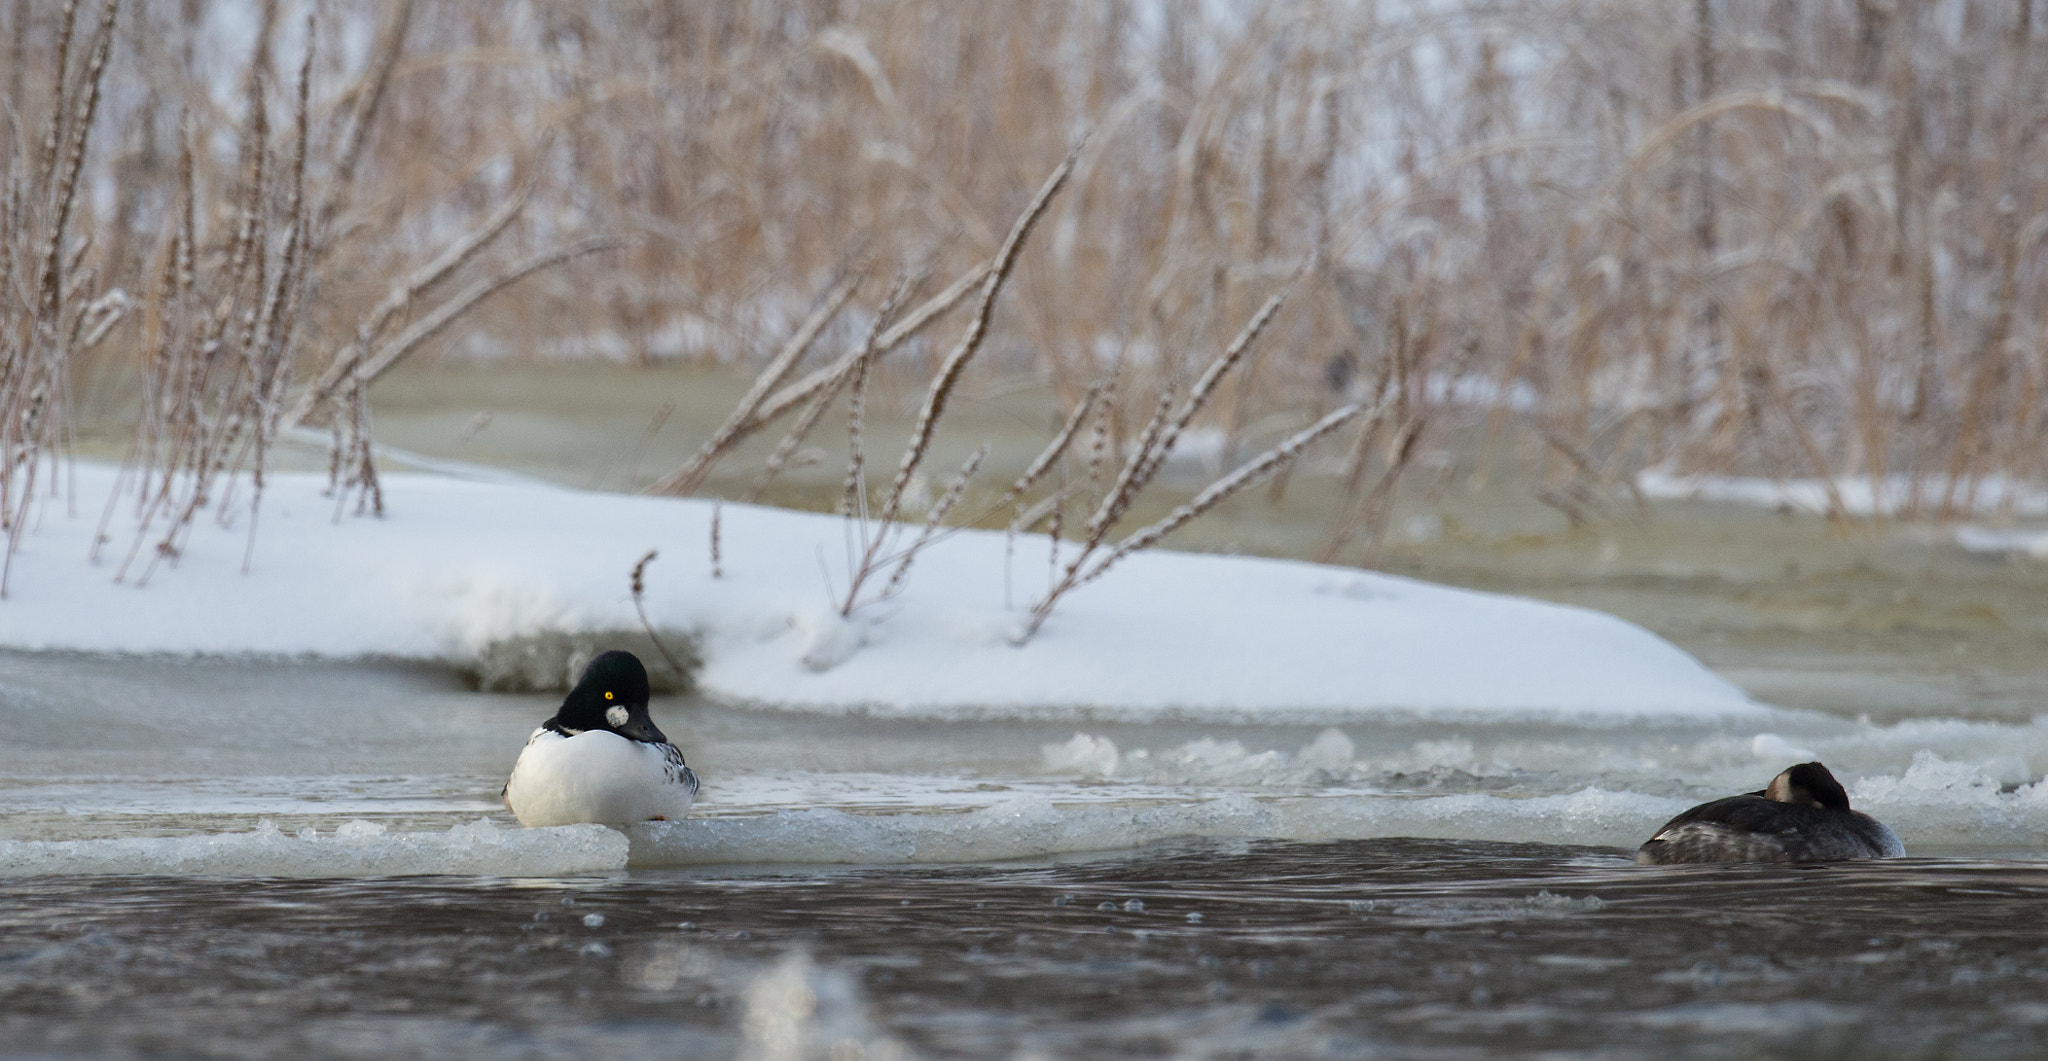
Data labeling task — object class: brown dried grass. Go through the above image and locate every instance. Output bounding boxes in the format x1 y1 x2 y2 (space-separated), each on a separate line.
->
5 1 2047 603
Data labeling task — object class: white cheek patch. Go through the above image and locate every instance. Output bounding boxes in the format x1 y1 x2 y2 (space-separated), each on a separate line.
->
605 705 629 729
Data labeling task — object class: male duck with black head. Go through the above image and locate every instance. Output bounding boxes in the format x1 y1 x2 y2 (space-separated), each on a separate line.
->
1636 761 1903 865
504 650 700 827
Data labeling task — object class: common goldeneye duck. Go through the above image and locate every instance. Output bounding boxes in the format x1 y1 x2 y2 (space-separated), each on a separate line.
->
503 650 700 827
1635 761 1904 865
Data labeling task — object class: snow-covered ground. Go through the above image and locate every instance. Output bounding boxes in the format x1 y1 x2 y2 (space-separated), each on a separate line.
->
2 461 1762 721
1637 468 2048 565
1954 525 2048 559
1638 469 2048 518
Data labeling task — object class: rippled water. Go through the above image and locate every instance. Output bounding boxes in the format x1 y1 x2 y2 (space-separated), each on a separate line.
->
9 840 2048 1059
6 649 2048 1056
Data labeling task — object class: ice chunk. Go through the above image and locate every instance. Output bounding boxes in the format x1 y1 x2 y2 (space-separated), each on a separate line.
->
1298 728 1356 771
1854 751 2006 805
629 795 1275 867
1849 751 2048 847
0 818 627 877
1043 733 1119 778
1143 738 1293 785
333 819 389 843
1750 733 1817 762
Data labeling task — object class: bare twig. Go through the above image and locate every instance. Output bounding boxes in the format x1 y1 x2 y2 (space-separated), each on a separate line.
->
1025 402 1370 639
837 141 1084 615
752 270 922 503
649 268 864 497
630 550 696 683
709 502 723 579
878 441 988 603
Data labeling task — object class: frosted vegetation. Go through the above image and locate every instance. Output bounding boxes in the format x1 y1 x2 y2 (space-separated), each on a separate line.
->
0 463 1762 720
6 0 2048 593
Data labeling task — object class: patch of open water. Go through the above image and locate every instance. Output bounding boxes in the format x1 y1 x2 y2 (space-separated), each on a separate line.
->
7 839 2048 1059
5 651 2048 1055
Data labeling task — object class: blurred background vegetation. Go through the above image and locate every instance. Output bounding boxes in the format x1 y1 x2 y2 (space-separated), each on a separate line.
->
4 0 2046 568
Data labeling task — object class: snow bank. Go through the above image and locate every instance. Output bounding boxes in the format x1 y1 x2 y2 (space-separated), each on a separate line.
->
1955 525 2048 559
0 819 626 877
0 462 1762 720
1639 469 2048 518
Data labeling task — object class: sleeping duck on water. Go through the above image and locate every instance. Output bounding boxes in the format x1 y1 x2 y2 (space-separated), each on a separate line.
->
503 650 700 827
1636 761 1903 865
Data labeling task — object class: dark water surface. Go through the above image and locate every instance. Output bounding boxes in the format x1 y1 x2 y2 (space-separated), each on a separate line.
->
6 838 2048 1059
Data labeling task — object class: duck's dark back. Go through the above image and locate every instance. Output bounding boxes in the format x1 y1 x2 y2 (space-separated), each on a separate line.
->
1637 794 1896 864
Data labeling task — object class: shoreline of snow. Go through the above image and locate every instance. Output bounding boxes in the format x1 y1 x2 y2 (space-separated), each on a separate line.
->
1955 525 2048 559
0 462 1767 722
1638 469 2048 518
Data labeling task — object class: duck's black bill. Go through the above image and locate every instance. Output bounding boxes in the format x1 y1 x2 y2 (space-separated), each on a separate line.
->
615 710 669 744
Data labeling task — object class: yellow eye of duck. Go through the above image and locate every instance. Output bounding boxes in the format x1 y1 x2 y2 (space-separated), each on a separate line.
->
604 691 613 700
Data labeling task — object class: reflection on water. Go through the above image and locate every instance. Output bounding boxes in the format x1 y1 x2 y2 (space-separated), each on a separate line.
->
7 838 2048 1059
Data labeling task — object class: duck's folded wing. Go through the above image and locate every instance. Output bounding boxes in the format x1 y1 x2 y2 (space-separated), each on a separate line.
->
662 743 701 795
1639 796 1885 863
1649 794 1796 837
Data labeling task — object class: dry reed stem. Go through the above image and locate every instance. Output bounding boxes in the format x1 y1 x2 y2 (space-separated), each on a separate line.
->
878 441 988 603
975 382 1102 527
1081 388 1175 548
351 237 625 390
1024 402 1368 639
1133 289 1289 496
315 0 415 239
628 549 695 683
751 270 919 504
1316 402 1422 564
836 141 1082 615
318 240 625 514
746 372 836 504
903 383 1105 560
873 383 1103 567
750 259 995 426
650 268 864 496
871 141 1084 532
240 19 315 574
284 161 545 429
8 3 2048 610
709 502 723 580
0 0 117 598
840 309 877 522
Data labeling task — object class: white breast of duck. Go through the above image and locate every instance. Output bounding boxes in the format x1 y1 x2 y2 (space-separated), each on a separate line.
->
503 651 701 828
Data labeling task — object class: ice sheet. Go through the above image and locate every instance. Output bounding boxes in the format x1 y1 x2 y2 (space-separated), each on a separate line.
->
0 818 627 877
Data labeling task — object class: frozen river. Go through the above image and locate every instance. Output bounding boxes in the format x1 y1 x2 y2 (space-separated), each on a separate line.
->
12 373 2048 1056
3 650 2047 1057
